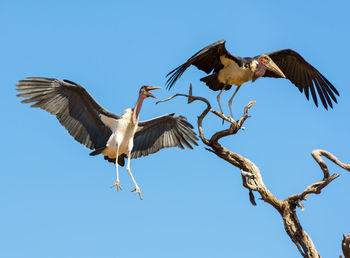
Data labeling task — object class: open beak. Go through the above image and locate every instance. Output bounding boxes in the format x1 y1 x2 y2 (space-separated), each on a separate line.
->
144 86 161 98
265 60 286 78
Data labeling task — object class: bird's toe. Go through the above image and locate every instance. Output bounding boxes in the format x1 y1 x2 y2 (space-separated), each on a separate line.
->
111 181 122 191
131 187 143 200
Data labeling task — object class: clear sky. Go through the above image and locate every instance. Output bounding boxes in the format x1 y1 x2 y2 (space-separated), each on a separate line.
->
1 0 349 257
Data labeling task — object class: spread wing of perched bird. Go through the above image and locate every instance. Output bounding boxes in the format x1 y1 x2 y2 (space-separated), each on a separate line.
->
167 40 339 116
16 77 198 199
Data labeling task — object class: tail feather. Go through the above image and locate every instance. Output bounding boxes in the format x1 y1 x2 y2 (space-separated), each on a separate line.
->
89 147 106 156
200 74 231 91
90 147 126 166
103 154 126 166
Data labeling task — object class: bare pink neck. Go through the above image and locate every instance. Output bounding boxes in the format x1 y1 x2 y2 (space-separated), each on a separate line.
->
252 63 267 82
132 94 145 124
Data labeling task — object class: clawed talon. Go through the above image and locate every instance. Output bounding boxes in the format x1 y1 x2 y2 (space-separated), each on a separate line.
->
111 181 122 191
131 187 143 200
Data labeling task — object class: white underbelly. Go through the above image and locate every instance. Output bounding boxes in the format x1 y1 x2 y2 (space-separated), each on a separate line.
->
101 109 138 159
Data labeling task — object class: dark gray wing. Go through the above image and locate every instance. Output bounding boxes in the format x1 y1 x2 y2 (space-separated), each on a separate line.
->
131 113 198 159
16 77 121 149
166 40 239 89
263 49 339 109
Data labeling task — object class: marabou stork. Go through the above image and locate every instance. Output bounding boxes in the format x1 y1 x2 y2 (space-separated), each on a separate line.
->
166 40 339 116
16 77 198 200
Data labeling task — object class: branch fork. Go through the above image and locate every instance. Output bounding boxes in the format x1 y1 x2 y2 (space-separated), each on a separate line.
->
157 84 349 258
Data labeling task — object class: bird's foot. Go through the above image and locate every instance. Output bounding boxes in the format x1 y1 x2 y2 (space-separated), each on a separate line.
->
110 180 122 191
131 187 143 200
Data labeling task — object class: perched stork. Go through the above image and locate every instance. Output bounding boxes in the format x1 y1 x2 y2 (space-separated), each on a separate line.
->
16 77 198 200
167 40 339 116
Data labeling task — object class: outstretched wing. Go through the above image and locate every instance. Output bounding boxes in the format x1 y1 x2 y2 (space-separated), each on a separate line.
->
166 40 239 89
16 77 121 150
131 113 198 159
263 49 339 109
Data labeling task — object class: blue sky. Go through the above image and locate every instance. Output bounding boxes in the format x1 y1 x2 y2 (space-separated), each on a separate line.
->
1 0 349 257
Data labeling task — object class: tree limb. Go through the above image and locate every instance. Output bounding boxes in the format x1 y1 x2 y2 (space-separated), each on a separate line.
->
311 149 350 178
157 85 349 258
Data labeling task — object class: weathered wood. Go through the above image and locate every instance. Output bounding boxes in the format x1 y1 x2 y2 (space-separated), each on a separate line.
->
157 85 349 257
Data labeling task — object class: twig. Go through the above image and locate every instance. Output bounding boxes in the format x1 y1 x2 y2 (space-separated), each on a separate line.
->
311 149 350 178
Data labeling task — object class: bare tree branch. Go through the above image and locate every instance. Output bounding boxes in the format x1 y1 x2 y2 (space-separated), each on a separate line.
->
157 84 211 145
311 149 350 178
157 85 349 258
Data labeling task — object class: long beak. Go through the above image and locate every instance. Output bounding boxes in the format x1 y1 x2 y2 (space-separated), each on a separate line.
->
266 60 286 78
144 86 161 99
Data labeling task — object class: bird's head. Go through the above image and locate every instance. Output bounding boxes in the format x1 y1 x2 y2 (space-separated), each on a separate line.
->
133 85 161 124
139 85 161 99
251 55 286 82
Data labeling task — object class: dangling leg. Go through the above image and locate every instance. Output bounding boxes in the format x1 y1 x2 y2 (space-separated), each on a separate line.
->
126 151 142 200
216 88 225 114
111 145 122 191
228 85 241 118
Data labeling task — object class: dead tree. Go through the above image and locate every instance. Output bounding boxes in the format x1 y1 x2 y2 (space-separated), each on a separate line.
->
157 85 350 258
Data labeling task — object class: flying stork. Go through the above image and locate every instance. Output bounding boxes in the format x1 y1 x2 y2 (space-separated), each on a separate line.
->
166 40 339 116
16 77 198 200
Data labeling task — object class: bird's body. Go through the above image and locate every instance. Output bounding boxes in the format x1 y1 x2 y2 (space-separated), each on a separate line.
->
217 55 253 86
101 108 137 161
167 40 339 116
16 77 198 199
